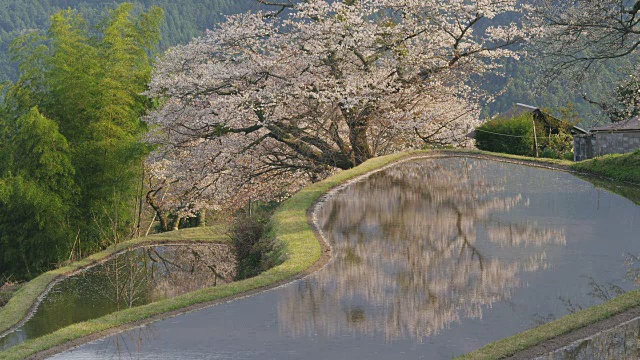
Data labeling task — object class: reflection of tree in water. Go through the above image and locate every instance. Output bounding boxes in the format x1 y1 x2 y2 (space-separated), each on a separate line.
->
279 158 565 341
96 244 236 309
100 324 159 359
0 244 236 353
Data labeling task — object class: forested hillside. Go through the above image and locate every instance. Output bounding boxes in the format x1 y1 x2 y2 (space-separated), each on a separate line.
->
482 58 625 126
0 0 625 125
0 0 258 82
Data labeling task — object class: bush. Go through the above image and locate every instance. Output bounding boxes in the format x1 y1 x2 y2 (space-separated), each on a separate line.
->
475 113 535 156
543 132 574 159
539 148 559 159
229 212 285 280
475 112 574 159
562 152 574 161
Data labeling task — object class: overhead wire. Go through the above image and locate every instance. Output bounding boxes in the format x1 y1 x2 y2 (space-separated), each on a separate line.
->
474 128 536 138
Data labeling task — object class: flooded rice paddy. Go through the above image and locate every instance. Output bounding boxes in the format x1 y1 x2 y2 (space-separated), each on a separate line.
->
13 157 640 359
0 243 235 351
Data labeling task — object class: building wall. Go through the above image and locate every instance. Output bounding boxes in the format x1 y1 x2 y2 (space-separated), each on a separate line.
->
574 131 640 161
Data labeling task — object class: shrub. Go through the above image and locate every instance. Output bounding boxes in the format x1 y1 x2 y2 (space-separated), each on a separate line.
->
229 211 286 280
539 148 559 159
542 132 574 159
475 112 574 159
562 152 574 161
475 113 535 156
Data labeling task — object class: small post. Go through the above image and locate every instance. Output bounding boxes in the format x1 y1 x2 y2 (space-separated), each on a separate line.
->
532 119 539 157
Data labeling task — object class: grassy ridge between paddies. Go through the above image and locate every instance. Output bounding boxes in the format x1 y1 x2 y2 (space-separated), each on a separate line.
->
571 149 640 184
0 150 423 360
456 289 640 360
0 225 229 336
0 226 230 333
1 148 636 360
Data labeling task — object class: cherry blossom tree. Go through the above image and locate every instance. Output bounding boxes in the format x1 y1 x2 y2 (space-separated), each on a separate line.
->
532 0 640 72
144 136 308 229
145 0 529 217
531 0 640 121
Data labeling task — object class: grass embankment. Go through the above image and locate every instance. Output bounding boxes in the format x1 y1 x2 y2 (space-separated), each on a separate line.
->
2 148 637 360
457 290 640 360
578 175 640 205
460 149 573 167
571 149 640 184
0 150 421 360
0 225 228 355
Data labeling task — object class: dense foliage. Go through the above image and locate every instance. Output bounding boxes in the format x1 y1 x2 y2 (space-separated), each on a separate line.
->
0 3 162 279
0 0 256 83
527 0 640 124
229 211 284 280
0 108 75 278
475 113 536 156
475 111 573 159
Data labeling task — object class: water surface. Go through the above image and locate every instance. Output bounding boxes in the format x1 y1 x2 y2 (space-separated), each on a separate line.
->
46 158 640 359
0 244 234 351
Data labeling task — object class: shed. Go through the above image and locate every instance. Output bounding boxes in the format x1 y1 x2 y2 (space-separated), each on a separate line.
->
573 117 640 161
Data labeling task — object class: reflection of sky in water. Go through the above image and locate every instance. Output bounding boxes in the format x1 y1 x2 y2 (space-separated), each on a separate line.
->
281 158 566 341
47 158 640 360
0 244 234 351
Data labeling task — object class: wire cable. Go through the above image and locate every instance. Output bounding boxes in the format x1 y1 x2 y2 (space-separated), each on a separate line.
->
474 128 533 138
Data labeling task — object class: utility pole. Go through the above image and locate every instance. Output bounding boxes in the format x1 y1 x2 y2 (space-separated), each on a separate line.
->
532 119 539 157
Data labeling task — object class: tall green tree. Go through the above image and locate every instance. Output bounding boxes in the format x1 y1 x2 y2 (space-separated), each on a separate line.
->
0 107 75 278
0 3 163 279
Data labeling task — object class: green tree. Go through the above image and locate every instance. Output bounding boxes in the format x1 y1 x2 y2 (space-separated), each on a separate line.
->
0 108 75 278
0 3 163 279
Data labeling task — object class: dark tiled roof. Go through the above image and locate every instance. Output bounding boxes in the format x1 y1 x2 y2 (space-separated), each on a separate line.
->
591 117 640 132
495 103 538 120
571 126 590 135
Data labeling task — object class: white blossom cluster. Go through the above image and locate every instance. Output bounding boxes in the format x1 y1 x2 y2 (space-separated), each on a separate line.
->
145 0 529 214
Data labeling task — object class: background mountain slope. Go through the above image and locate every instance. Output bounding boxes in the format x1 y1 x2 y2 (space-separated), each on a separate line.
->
0 0 621 125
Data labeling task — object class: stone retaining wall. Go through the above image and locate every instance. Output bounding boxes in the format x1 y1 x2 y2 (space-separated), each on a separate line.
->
573 131 640 161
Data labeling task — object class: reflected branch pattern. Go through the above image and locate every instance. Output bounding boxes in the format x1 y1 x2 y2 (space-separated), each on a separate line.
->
96 244 237 308
279 159 565 341
0 244 236 351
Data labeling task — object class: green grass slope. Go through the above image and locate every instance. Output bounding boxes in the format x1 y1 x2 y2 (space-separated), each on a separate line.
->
572 149 640 184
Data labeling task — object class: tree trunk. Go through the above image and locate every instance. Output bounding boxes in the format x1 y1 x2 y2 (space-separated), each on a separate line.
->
146 190 170 232
196 209 206 227
349 120 372 166
341 103 373 166
172 216 181 231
